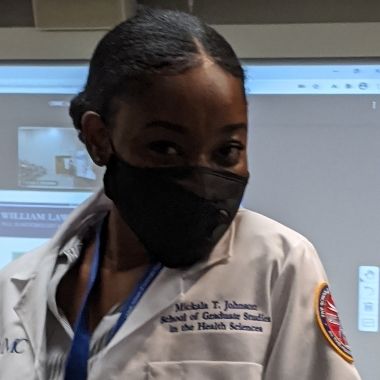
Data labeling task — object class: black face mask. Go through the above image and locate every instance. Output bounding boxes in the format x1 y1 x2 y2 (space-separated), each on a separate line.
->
103 155 249 268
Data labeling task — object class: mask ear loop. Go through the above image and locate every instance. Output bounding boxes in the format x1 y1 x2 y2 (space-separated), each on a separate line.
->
107 134 118 157
94 112 116 155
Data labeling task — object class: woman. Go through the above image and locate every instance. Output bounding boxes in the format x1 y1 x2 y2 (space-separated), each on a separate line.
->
0 7 361 380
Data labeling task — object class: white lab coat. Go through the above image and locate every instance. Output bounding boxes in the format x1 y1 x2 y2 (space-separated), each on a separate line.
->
0 190 361 379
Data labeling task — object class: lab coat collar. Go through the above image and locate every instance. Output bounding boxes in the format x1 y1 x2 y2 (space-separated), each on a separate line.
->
9 189 110 285
8 189 236 366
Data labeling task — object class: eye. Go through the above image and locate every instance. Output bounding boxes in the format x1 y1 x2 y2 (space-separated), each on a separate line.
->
148 141 183 156
214 142 245 167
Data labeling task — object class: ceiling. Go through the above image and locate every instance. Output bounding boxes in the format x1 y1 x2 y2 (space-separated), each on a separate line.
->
2 0 380 28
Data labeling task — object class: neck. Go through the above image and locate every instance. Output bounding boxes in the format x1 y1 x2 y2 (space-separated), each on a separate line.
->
102 205 150 271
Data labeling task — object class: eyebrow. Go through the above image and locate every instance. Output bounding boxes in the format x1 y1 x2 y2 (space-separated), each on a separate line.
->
145 120 186 134
145 120 247 134
221 123 247 133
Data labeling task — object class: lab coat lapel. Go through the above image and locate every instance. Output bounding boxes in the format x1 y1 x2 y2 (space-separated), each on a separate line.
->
107 219 235 350
11 252 57 380
107 266 183 350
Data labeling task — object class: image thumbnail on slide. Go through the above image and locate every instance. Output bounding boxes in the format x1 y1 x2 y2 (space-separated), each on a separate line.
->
18 126 103 190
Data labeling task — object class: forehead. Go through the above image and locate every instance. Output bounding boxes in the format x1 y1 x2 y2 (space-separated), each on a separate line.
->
115 63 246 128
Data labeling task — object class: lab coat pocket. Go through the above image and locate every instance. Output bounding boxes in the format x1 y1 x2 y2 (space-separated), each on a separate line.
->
147 360 263 379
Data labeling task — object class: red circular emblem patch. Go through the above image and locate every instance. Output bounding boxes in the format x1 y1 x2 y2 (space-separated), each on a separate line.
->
315 283 353 363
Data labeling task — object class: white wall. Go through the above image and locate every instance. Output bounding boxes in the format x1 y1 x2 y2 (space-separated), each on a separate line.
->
1 23 380 60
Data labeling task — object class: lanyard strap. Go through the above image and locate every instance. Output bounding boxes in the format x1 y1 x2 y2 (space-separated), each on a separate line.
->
108 262 162 342
64 221 162 380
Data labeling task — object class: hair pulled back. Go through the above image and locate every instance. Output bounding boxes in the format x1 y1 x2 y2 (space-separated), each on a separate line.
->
70 6 245 141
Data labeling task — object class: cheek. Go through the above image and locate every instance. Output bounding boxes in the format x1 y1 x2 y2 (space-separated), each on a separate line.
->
117 136 155 167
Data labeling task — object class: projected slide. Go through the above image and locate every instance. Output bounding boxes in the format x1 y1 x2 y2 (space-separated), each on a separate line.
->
0 65 101 268
0 190 91 268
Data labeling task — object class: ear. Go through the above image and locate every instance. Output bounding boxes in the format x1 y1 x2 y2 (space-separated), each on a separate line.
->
81 111 112 166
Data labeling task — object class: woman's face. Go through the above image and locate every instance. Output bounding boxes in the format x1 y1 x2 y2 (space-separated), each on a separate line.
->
107 63 248 176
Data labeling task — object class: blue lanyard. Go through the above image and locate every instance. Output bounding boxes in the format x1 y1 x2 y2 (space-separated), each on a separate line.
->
64 221 162 380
